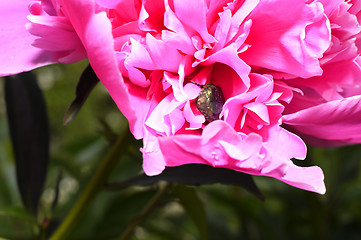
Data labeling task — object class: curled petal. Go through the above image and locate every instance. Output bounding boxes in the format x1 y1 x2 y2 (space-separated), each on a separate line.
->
146 33 183 72
283 95 361 145
197 43 251 87
172 0 216 43
183 101 205 129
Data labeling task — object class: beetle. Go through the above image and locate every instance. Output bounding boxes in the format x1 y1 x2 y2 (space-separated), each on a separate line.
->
190 81 225 123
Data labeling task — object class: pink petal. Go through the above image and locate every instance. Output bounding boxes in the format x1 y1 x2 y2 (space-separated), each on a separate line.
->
172 0 215 43
40 0 58 16
231 0 260 27
139 0 165 32
183 81 202 100
126 37 158 70
283 95 361 145
206 0 233 28
197 43 251 87
226 0 259 42
242 0 331 78
316 0 344 16
124 64 151 88
219 133 263 162
158 134 207 166
142 130 167 175
244 102 270 125
96 0 140 23
280 165 326 194
27 15 84 53
222 73 272 127
329 2 360 42
167 108 186 135
95 0 125 8
146 33 183 72
162 2 195 55
158 121 325 193
0 0 63 76
163 71 186 102
263 126 325 194
287 58 361 102
145 93 187 136
61 0 142 138
274 81 296 104
211 64 248 101
183 101 205 129
213 9 232 49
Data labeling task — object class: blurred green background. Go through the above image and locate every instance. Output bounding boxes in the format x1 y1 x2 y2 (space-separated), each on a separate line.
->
0 62 361 240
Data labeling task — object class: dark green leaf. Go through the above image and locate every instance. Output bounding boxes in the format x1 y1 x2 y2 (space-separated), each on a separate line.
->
4 72 50 216
172 184 208 240
51 170 63 212
63 64 99 125
105 164 264 200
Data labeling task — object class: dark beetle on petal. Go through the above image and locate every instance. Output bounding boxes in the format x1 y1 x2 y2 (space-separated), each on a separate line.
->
190 82 225 123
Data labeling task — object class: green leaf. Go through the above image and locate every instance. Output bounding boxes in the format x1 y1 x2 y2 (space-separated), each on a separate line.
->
63 64 99 125
4 72 50 216
105 164 264 200
0 208 38 240
172 184 208 240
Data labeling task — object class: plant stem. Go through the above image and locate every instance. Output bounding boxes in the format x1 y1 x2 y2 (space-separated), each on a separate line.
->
116 182 172 240
49 127 132 240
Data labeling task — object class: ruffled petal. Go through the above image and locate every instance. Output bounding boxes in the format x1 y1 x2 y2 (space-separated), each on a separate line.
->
158 121 325 193
242 0 331 78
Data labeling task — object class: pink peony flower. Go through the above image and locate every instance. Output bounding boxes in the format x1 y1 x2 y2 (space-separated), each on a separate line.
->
4 0 361 194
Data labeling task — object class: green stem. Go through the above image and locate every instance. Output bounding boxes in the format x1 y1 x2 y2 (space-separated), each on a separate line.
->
116 182 172 240
49 127 132 240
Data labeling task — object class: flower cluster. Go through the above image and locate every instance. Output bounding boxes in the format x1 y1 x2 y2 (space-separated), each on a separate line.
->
2 0 361 194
